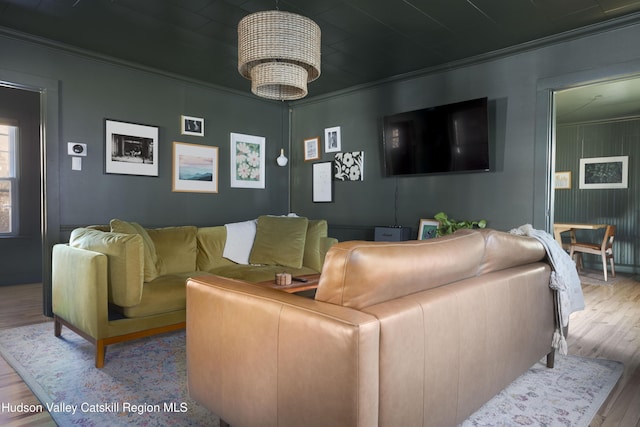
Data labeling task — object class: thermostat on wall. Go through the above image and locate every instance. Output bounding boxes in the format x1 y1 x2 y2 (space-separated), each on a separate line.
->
67 142 87 156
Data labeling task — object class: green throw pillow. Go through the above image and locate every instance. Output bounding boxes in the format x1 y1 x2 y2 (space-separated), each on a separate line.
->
249 216 308 268
110 219 158 282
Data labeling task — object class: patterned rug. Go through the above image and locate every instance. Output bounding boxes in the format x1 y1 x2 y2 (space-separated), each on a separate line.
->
0 322 624 427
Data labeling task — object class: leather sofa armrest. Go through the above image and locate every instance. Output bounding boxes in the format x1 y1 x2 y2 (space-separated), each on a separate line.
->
52 244 109 339
186 275 380 427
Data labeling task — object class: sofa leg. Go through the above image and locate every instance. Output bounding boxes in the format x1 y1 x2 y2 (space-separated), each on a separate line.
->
546 349 555 368
54 316 62 337
95 340 106 369
220 420 230 427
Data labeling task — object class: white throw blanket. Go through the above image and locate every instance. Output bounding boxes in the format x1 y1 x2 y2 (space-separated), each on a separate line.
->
510 224 585 355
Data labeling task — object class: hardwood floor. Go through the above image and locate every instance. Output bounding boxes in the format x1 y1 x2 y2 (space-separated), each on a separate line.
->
0 279 639 427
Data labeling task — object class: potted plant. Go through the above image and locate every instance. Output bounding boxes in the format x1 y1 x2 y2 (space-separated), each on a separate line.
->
434 211 487 237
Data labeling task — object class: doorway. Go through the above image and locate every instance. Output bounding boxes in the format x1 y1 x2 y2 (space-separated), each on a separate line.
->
0 85 41 285
551 77 640 274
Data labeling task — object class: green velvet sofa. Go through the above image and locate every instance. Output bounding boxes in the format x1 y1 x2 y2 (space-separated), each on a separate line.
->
51 216 336 368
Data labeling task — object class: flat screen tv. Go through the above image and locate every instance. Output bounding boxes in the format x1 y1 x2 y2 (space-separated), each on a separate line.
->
382 97 490 176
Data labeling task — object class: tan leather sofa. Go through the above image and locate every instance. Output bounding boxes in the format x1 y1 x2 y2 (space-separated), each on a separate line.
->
187 228 556 427
52 216 335 368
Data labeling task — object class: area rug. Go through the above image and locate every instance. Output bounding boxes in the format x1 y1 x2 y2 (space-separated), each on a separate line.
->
0 323 624 427
0 322 218 426
578 268 622 286
461 355 623 427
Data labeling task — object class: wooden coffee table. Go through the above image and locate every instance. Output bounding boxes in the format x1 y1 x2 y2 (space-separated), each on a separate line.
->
254 273 321 294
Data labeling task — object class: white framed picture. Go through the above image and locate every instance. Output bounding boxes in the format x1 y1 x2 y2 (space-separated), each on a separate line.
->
105 119 159 176
230 132 265 189
181 115 204 136
579 156 628 189
172 142 218 193
324 126 341 153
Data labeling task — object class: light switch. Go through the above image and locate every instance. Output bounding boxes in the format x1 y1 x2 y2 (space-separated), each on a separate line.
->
72 157 82 171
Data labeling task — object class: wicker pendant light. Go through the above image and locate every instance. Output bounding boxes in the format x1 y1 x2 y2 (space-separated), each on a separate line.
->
238 10 321 100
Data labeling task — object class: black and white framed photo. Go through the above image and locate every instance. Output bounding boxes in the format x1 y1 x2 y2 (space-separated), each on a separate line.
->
579 156 628 189
324 126 341 153
172 142 219 193
181 115 205 136
105 119 159 176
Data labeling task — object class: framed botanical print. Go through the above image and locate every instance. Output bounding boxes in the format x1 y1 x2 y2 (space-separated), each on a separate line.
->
418 219 440 240
230 132 265 189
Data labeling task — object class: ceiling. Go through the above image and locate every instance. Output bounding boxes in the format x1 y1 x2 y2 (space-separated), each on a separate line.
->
1 0 640 120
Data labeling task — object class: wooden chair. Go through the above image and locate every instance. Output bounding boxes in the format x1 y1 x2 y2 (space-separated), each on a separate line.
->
569 225 616 281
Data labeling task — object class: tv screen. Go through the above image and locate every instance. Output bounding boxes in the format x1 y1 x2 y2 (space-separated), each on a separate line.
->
382 97 490 176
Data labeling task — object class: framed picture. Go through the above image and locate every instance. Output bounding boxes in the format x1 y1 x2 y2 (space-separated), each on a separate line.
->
579 156 628 189
230 132 265 189
312 161 333 203
554 171 572 189
172 142 218 193
304 137 320 161
334 151 364 181
418 219 440 240
105 119 159 176
324 126 341 153
181 115 204 136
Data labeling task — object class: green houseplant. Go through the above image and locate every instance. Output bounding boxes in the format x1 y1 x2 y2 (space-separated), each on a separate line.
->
434 211 487 237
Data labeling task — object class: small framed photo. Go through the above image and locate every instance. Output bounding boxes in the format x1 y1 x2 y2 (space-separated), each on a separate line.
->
105 119 159 176
304 137 320 161
230 132 265 189
554 171 572 189
181 115 204 136
172 142 218 193
418 219 440 240
312 161 333 203
579 156 628 189
324 126 341 153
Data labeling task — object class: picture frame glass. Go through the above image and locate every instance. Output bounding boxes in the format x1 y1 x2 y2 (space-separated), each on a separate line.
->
230 132 265 189
418 219 439 240
579 156 628 189
172 142 218 193
324 126 341 153
304 137 320 161
105 119 159 176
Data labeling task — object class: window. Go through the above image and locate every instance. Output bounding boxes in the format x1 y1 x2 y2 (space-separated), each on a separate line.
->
0 123 18 235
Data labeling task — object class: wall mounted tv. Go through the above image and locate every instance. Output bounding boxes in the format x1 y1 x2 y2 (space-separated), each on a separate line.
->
382 97 490 177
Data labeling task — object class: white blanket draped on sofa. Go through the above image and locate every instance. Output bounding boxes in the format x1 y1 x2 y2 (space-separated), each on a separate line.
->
510 224 585 355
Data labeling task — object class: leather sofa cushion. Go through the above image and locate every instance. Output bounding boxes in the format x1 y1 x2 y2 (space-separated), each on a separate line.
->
476 229 546 275
69 227 144 307
110 219 159 282
147 226 198 275
249 216 309 268
316 230 485 309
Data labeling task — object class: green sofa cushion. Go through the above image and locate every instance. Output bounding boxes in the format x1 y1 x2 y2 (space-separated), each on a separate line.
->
304 220 328 272
249 216 309 268
196 226 235 271
147 226 198 275
69 227 144 307
110 219 158 282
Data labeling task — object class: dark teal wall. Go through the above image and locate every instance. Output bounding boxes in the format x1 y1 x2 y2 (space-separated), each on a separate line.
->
555 119 640 272
0 32 290 246
290 19 640 243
